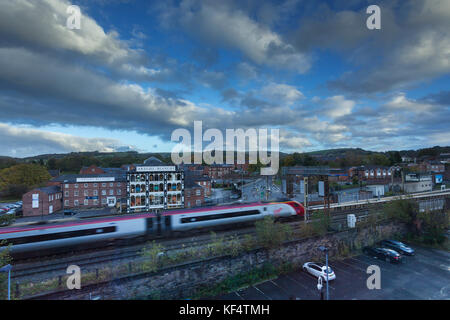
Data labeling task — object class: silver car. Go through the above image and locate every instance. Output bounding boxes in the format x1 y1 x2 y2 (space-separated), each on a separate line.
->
302 262 336 281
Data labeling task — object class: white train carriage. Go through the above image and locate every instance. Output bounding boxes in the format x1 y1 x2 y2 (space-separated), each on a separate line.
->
169 202 298 231
0 215 149 254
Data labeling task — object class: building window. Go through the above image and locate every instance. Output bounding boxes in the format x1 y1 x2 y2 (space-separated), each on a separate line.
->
196 189 201 196
64 200 69 206
74 200 79 206
84 183 88 188
196 200 201 206
102 190 106 196
65 184 69 189
102 183 106 187
84 199 89 205
117 182 121 187
65 191 69 197
109 189 114 195
94 183 98 188
94 199 99 205
117 189 121 195
84 190 89 196
109 182 114 187
102 198 107 205
74 191 79 196
93 190 98 196
75 184 78 188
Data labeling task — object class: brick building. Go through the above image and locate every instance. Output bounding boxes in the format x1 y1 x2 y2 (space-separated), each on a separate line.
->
22 186 62 217
349 165 394 181
184 178 205 208
203 164 234 179
49 173 127 209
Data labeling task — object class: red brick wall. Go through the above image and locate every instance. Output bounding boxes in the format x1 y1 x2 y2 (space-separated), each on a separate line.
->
79 165 105 175
184 187 204 208
22 190 62 217
62 181 126 208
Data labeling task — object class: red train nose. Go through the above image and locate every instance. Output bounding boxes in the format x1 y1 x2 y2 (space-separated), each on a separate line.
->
287 201 305 216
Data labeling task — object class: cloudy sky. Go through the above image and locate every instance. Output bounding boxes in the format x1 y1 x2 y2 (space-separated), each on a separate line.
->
0 0 449 157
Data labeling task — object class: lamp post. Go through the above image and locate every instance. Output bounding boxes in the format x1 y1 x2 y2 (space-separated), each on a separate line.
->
0 264 12 300
318 246 329 300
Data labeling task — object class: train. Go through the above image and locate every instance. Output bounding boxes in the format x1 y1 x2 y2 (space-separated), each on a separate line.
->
0 200 304 257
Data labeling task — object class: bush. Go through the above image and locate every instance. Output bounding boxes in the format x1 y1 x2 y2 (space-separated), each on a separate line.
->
0 242 12 299
140 241 166 272
311 210 331 236
255 216 293 249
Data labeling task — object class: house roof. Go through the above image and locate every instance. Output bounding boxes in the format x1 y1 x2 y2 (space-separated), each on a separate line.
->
51 173 126 183
36 185 61 194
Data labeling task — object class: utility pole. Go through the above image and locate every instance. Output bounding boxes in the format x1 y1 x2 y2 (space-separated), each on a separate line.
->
304 177 308 221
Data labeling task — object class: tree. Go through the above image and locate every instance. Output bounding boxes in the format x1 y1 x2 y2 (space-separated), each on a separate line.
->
0 164 51 196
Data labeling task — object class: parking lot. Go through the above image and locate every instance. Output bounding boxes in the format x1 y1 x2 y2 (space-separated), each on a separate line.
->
217 246 450 300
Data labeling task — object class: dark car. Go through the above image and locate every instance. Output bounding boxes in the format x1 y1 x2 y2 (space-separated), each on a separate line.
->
379 240 415 256
63 210 77 216
363 246 403 263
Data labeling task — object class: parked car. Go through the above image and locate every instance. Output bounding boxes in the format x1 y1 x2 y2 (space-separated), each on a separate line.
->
63 210 77 216
379 240 415 256
6 208 16 215
302 262 336 281
363 246 403 263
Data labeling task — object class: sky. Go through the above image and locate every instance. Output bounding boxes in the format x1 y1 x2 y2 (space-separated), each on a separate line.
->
0 0 449 158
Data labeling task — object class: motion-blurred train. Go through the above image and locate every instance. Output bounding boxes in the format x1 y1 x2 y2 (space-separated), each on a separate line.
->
0 200 304 257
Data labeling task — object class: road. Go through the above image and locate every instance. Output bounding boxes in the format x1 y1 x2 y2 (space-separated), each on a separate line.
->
241 177 284 202
216 246 450 300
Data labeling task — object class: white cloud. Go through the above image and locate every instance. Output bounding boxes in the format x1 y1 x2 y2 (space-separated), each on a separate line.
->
260 83 304 105
0 123 136 157
321 95 355 118
160 0 310 73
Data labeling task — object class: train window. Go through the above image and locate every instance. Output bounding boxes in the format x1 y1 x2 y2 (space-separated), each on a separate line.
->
264 207 267 211
180 209 261 224
2 226 117 246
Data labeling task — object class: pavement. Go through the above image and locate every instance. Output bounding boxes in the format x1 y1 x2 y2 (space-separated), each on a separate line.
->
216 246 450 300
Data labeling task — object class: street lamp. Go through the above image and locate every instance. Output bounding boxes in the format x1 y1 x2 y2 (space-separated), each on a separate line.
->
318 246 329 300
0 264 12 300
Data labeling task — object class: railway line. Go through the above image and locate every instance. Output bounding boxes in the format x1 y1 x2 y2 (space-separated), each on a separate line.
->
7 189 450 287
12 210 373 282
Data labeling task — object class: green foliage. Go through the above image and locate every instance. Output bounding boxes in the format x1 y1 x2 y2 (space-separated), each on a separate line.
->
255 216 293 249
140 241 166 273
0 158 17 170
191 262 294 299
281 153 318 167
0 164 51 197
384 198 417 224
311 210 331 236
415 211 449 245
0 214 15 227
0 242 12 299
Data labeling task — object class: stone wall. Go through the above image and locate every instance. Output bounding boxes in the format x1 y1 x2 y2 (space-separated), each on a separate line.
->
47 222 406 300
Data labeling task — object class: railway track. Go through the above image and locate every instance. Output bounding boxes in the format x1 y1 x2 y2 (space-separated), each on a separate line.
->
11 225 257 281
11 208 374 282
